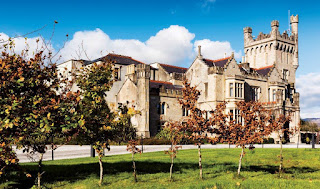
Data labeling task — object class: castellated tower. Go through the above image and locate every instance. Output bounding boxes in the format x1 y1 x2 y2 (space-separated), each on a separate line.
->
243 15 299 84
136 64 151 138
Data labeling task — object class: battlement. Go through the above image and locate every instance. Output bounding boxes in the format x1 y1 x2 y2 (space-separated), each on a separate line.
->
243 15 299 70
290 15 299 24
244 19 296 47
136 64 151 79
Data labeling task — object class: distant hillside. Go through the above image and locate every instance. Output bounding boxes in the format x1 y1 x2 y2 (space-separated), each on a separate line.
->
303 118 320 126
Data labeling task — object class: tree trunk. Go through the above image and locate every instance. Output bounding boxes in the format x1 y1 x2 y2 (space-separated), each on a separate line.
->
279 137 283 177
132 152 137 182
98 156 103 186
38 153 44 189
170 155 174 181
237 146 245 175
198 144 203 179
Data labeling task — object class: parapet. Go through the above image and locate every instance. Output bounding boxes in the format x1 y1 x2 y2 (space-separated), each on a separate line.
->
244 19 296 47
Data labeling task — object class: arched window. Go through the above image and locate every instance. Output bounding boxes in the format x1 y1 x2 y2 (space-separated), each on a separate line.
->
161 102 166 115
182 107 189 116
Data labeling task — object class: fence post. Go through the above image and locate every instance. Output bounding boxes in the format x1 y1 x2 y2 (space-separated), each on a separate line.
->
312 133 315 149
51 135 54 161
141 133 144 153
90 145 95 157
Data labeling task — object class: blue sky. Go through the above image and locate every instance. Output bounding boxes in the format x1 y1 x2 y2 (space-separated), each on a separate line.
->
1 0 320 117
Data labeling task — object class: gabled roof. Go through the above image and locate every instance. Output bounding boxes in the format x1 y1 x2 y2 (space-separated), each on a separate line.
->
85 53 145 66
150 80 182 90
202 57 231 67
253 65 274 76
159 63 187 74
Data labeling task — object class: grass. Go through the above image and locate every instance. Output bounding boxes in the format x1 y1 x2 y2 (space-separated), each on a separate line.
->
2 148 320 188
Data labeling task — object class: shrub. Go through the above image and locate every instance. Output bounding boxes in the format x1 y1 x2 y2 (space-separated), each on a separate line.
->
262 138 275 144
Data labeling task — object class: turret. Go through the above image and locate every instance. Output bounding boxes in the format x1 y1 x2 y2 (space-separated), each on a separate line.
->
290 15 299 69
243 27 253 46
136 64 151 137
271 20 280 37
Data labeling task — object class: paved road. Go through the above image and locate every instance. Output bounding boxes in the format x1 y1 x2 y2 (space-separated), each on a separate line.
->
14 143 319 163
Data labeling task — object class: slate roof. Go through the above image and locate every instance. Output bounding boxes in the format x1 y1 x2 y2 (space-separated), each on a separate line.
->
254 65 274 76
203 57 230 67
159 64 188 74
85 53 145 66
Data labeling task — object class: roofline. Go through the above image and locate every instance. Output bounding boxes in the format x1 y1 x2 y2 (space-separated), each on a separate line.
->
159 63 188 70
253 65 274 70
150 80 173 85
203 56 231 63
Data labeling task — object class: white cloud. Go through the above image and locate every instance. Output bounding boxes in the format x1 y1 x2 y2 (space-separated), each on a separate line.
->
59 26 195 66
296 73 320 118
0 33 54 59
1 25 241 67
194 39 242 60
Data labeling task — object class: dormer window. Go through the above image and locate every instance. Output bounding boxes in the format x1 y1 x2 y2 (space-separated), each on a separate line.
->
114 68 120 80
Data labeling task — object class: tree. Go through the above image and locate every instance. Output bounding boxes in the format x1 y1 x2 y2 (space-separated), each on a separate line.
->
159 121 183 181
270 111 294 177
179 80 210 179
212 101 274 176
113 103 138 145
0 139 18 178
0 51 79 188
72 60 114 186
126 140 141 182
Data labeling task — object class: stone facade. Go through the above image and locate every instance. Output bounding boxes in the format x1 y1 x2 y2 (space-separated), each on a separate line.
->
58 15 300 143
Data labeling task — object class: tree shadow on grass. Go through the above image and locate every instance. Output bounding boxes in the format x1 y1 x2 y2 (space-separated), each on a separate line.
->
5 160 199 188
223 164 318 175
5 160 319 188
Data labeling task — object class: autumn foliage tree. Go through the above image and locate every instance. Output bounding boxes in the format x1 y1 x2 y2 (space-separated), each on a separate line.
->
179 80 210 179
0 139 18 178
0 50 80 188
212 101 274 176
162 122 182 181
270 110 294 177
72 61 114 186
126 140 141 182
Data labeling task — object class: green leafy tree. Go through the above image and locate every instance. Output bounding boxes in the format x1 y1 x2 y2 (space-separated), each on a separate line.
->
72 61 114 186
113 103 138 145
0 51 80 188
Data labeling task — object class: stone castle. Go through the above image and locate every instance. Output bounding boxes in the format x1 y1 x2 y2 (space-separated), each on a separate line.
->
58 15 300 143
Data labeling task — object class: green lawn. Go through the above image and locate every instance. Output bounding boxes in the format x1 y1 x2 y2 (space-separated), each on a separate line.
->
3 148 320 188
